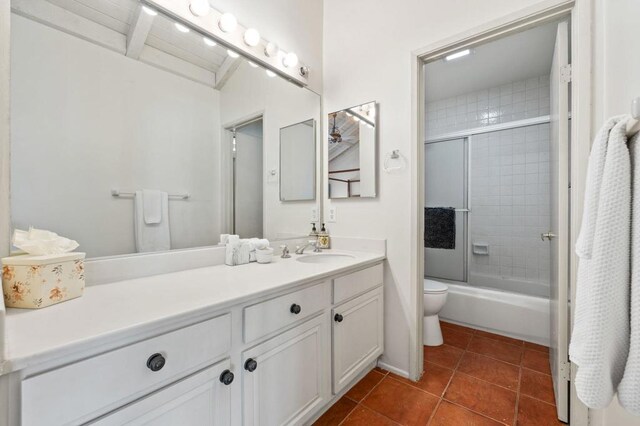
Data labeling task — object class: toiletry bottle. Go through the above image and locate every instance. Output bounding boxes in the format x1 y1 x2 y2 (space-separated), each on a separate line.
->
309 223 318 238
318 223 330 249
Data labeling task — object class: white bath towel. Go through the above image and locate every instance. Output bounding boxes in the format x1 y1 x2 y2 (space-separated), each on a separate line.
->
618 132 640 415
134 190 170 253
142 189 163 224
570 117 631 409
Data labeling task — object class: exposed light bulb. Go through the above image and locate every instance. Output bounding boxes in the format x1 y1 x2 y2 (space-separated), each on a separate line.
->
283 52 298 68
218 13 237 33
189 0 210 17
203 37 217 47
174 23 190 33
265 69 276 78
353 116 360 122
264 42 278 58
142 6 158 16
227 49 240 58
445 49 471 61
248 61 258 68
244 28 261 47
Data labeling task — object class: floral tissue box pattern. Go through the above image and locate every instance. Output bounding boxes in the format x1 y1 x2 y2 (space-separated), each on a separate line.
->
2 254 85 309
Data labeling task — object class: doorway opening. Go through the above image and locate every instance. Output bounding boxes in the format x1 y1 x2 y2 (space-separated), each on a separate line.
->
420 18 571 423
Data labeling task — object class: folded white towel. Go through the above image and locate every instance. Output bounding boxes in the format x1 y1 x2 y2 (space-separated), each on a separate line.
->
225 239 251 266
134 190 170 253
570 117 631 409
142 189 164 225
618 131 640 415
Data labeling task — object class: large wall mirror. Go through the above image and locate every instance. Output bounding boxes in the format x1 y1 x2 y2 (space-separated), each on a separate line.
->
9 7 320 259
328 101 377 198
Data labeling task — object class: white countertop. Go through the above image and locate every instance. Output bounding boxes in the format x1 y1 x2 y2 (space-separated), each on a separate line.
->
2 249 384 374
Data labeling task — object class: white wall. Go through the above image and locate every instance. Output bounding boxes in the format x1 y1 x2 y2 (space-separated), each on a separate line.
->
323 0 563 377
220 62 321 239
589 0 640 423
211 0 323 93
11 15 221 258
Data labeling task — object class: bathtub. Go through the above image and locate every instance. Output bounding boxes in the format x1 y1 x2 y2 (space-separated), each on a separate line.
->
433 279 550 346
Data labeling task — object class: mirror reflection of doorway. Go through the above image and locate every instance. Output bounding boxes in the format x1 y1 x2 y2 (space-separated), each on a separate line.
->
232 118 263 238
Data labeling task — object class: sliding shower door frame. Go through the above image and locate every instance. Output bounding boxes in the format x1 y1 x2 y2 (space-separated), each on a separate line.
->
424 137 469 283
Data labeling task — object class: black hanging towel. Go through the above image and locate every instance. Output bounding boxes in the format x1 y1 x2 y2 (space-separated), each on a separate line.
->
424 207 456 249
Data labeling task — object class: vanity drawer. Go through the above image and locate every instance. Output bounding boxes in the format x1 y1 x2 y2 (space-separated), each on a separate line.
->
21 313 232 426
244 280 330 342
333 263 383 304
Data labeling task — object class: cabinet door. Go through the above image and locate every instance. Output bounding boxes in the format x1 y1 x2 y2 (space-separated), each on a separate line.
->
90 359 232 426
332 287 384 394
242 314 330 426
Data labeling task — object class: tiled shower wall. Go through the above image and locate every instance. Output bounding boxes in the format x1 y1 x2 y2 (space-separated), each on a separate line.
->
426 75 550 138
425 74 551 297
468 124 551 296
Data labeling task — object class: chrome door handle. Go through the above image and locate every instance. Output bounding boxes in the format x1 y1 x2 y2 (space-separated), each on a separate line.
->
541 232 556 241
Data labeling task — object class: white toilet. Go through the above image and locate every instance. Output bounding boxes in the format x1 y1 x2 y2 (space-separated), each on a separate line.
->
423 279 449 346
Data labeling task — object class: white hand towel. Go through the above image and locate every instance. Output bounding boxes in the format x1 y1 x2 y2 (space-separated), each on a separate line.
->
142 189 164 225
570 117 631 409
134 190 170 253
618 132 640 415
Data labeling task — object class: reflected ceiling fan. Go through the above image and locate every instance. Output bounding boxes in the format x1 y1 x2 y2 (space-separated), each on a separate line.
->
329 112 357 145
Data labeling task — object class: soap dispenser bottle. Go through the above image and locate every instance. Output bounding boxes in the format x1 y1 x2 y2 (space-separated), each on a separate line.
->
309 223 318 238
317 223 330 249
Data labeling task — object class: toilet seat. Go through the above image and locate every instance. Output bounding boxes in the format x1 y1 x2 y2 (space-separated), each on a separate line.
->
424 279 448 294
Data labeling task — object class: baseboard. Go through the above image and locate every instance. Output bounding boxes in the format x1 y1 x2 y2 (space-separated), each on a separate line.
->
377 360 409 379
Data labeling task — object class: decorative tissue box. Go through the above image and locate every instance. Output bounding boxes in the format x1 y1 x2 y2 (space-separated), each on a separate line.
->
2 252 86 309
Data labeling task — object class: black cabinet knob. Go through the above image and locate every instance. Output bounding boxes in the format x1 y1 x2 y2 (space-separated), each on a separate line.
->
146 353 166 372
334 313 344 323
244 358 258 372
290 303 302 314
219 370 234 385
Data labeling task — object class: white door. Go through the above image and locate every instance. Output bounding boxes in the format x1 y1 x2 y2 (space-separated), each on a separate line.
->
242 314 330 426
549 20 570 423
332 287 384 393
90 360 232 425
234 120 263 238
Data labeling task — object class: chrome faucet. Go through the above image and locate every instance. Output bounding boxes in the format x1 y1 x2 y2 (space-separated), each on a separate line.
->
280 245 291 258
295 240 322 254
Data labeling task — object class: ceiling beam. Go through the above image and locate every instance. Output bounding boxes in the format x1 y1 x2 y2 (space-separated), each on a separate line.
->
214 56 241 90
126 4 155 59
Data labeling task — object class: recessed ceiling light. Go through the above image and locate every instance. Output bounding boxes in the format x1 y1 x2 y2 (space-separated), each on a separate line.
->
174 23 190 33
265 69 276 78
142 6 157 16
227 49 240 58
445 49 470 61
248 61 258 68
203 37 217 47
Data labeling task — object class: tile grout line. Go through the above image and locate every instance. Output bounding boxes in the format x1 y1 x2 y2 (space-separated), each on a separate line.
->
513 363 523 426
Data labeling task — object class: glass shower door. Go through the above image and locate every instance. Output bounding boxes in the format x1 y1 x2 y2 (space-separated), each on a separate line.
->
424 138 467 281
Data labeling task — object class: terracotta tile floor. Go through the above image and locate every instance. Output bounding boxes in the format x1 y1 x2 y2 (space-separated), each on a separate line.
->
314 321 565 426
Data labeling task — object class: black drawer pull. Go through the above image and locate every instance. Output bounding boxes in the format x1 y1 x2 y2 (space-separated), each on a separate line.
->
219 370 234 385
290 303 302 314
244 358 258 372
334 313 344 323
146 353 166 372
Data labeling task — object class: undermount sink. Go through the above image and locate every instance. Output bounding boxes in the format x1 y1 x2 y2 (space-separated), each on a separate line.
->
295 253 356 264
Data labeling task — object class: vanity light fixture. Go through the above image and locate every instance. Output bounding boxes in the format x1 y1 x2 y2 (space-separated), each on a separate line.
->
248 61 259 68
189 0 210 17
203 37 217 47
265 69 276 78
445 49 471 61
283 52 298 68
264 42 278 58
142 5 158 16
227 49 240 58
174 22 190 33
218 12 238 33
244 28 261 47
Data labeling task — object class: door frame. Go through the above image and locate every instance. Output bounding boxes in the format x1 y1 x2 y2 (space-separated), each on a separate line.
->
410 0 592 423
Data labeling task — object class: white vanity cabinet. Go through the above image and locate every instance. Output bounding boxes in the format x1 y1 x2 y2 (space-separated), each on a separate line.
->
241 314 330 425
89 359 233 425
331 265 384 394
